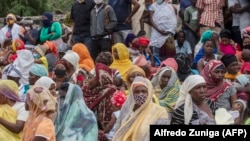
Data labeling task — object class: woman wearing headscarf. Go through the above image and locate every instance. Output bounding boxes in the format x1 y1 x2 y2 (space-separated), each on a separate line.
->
112 76 169 141
174 53 193 82
22 85 57 141
39 12 62 46
82 63 117 131
72 43 95 72
54 83 98 141
29 63 49 86
43 41 58 77
110 43 133 81
200 60 237 110
171 75 217 125
0 13 22 46
125 65 160 104
35 76 57 98
151 66 180 118
0 80 29 141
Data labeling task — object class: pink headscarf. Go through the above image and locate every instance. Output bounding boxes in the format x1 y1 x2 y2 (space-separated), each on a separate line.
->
159 58 178 72
200 60 231 101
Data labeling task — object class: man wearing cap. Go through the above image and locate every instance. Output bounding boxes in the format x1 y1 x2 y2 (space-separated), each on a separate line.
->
0 13 22 47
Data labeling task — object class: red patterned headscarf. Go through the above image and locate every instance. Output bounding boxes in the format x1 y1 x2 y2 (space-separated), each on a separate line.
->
200 60 231 101
95 63 113 86
110 90 126 108
12 39 25 52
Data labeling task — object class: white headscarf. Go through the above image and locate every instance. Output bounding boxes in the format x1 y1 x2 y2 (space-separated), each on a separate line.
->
2 64 22 79
35 76 56 89
175 75 206 125
13 50 34 85
62 50 80 70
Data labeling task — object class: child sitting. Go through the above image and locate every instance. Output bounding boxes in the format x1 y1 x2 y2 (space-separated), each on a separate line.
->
228 99 248 124
33 44 48 70
219 29 241 55
232 74 250 101
103 90 126 141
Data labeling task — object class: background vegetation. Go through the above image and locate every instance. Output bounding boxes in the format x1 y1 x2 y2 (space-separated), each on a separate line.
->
0 0 74 17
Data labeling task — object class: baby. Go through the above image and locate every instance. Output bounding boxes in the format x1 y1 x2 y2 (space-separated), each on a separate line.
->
228 99 247 124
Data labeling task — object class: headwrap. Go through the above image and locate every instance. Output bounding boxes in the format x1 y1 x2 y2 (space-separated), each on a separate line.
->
95 52 113 66
242 26 250 38
55 59 69 70
6 13 17 22
58 43 69 53
175 75 206 125
95 63 113 86
0 80 21 102
125 65 146 87
34 44 48 56
44 41 58 57
234 99 247 113
26 85 57 113
110 90 127 108
133 55 149 67
72 43 94 72
219 29 232 39
35 76 56 89
63 50 80 70
137 37 150 47
12 39 25 52
2 64 22 78
30 63 48 77
200 60 231 101
124 33 136 47
110 43 133 81
159 58 178 72
201 30 214 43
174 53 192 82
236 74 249 86
42 12 53 27
220 54 238 68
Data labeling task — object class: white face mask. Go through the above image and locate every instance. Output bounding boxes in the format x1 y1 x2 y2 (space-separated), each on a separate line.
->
94 0 103 4
25 26 31 31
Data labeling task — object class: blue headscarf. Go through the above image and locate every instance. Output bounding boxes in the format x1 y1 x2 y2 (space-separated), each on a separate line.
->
42 12 53 27
55 83 98 141
30 63 48 77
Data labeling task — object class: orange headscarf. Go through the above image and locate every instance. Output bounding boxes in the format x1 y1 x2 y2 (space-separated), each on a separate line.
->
72 43 94 72
44 41 58 57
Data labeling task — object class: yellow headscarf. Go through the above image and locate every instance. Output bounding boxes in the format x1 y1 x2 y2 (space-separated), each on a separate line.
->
113 77 168 141
0 80 20 102
110 43 133 81
125 65 146 87
6 13 17 22
72 43 95 72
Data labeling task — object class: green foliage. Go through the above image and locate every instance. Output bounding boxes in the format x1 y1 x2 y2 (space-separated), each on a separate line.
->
0 0 73 17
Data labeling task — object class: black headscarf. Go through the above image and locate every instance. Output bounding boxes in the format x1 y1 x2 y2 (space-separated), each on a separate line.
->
174 53 192 82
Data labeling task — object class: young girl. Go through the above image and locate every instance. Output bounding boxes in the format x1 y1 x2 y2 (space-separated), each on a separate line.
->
219 29 241 55
197 38 222 73
103 90 126 141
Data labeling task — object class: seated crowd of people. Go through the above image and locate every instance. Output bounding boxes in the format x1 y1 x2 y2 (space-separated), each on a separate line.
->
0 0 250 140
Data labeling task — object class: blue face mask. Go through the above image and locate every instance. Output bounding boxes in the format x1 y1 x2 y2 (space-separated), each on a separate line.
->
156 0 164 4
33 53 41 59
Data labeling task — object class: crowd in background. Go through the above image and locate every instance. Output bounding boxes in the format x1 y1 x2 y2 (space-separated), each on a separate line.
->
0 0 250 141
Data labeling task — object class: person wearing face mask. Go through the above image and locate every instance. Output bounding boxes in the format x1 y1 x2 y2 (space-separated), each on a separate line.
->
112 76 169 141
52 59 69 91
39 12 62 46
90 0 117 61
0 13 22 47
200 60 237 110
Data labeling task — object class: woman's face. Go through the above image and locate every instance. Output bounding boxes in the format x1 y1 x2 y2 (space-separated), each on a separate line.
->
160 70 171 89
113 48 119 60
129 72 144 84
211 68 226 83
133 85 148 106
189 83 207 102
203 41 214 54
49 83 57 98
29 72 40 85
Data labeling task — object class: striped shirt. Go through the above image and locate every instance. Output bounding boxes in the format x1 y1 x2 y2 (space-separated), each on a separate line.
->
170 99 217 125
196 0 225 27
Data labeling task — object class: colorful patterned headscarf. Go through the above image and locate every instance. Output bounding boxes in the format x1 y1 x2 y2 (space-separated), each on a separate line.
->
12 39 25 52
0 80 21 102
